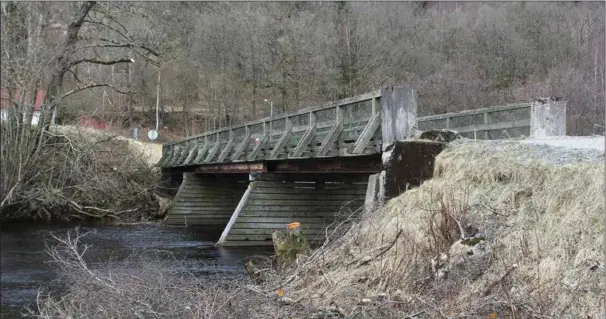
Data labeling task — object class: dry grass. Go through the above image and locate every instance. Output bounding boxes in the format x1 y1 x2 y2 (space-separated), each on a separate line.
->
261 140 604 318
55 125 163 167
30 227 313 319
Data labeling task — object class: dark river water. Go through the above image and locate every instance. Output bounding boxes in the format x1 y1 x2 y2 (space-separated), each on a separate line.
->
0 222 273 318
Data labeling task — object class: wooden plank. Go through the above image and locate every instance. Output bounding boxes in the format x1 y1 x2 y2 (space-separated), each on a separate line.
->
164 216 231 221
253 183 368 190
247 193 363 201
247 133 268 161
245 200 357 207
371 96 379 115
219 240 275 246
182 147 198 166
269 125 292 160
237 211 341 218
317 118 343 157
176 188 248 193
229 229 335 236
204 142 220 163
165 214 230 219
250 188 365 195
230 222 335 229
164 220 227 226
173 199 244 204
234 217 334 223
418 102 531 122
171 203 247 208
231 132 251 161
217 138 235 163
352 112 381 154
216 182 255 246
175 142 192 166
166 146 180 166
241 205 344 212
176 190 247 196
449 119 530 134
227 229 332 236
290 123 316 158
167 214 234 219
193 141 210 165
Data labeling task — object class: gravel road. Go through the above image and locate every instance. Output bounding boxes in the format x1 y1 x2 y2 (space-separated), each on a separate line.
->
450 136 605 166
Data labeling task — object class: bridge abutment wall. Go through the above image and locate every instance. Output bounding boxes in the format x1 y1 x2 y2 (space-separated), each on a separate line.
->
216 173 368 246
164 173 249 226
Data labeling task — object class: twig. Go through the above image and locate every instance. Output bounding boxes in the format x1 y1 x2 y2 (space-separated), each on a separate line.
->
415 296 448 319
374 228 403 259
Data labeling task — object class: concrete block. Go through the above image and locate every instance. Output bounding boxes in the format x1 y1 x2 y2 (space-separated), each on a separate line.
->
530 97 567 138
378 140 447 203
381 85 418 148
364 173 380 213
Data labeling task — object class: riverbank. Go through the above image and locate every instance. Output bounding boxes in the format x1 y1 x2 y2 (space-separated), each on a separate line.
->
24 138 605 318
0 125 165 223
255 138 604 318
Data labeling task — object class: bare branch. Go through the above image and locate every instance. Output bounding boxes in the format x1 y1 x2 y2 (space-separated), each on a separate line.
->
56 83 133 104
67 57 133 70
81 20 160 57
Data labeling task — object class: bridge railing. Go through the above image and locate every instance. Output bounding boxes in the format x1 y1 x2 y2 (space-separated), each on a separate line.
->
159 90 384 168
417 102 533 140
160 87 566 168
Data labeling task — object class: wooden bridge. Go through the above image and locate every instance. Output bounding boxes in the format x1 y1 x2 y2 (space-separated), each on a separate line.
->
159 86 567 246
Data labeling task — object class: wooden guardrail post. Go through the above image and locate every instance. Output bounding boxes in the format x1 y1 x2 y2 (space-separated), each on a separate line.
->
530 97 567 138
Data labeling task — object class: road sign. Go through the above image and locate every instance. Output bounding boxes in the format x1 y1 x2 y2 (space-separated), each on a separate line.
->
148 129 159 141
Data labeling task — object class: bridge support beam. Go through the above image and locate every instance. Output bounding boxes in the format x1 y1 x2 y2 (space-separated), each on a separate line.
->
215 173 368 246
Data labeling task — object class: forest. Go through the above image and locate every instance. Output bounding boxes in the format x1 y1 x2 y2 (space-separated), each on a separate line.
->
2 1 604 139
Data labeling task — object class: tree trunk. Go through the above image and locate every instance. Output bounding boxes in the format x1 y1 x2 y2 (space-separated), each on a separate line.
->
155 66 162 132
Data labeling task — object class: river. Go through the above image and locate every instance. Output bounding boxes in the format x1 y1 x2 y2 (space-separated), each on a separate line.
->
0 222 273 318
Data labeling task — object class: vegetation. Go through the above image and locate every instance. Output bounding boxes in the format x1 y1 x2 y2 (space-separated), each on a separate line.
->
2 2 604 135
2 1 603 220
35 140 604 318
0 125 161 221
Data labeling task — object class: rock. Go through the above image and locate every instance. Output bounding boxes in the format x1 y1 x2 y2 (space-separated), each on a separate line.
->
279 297 294 304
433 236 492 280
360 298 372 304
244 258 266 284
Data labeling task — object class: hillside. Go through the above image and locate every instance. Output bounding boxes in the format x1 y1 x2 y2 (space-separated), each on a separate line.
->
271 138 604 318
